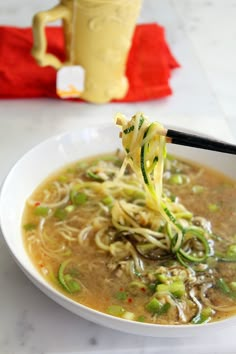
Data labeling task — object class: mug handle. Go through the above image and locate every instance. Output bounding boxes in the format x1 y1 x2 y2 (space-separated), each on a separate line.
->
31 4 71 69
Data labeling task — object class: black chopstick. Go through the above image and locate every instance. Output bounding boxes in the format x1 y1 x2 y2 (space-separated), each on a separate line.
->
166 129 236 155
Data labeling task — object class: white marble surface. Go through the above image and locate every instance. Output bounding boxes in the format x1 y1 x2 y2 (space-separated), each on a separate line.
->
0 0 236 353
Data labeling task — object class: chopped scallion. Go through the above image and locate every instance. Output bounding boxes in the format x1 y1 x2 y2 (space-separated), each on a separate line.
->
122 311 135 320
102 196 113 206
115 291 128 301
192 307 212 324
230 282 236 291
169 174 183 185
155 273 168 284
227 244 236 257
70 190 87 205
23 223 36 231
156 280 185 298
137 315 145 322
146 298 162 314
156 283 169 294
169 280 185 298
192 185 204 194
34 206 49 217
208 203 219 212
107 305 125 317
58 175 68 183
65 205 76 213
146 298 171 315
148 281 159 293
157 303 171 316
54 208 67 220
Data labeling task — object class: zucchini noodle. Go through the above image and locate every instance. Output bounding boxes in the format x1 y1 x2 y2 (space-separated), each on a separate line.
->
115 112 211 264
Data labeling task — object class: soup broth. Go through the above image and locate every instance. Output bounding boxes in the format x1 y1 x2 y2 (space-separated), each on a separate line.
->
22 152 236 325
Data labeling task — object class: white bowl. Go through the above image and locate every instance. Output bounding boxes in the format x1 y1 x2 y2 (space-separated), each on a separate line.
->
0 123 235 337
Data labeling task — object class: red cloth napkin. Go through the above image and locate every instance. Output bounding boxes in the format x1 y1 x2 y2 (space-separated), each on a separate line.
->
0 24 179 102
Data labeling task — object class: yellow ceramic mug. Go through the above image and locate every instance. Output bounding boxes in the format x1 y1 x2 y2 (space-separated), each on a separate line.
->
31 0 142 103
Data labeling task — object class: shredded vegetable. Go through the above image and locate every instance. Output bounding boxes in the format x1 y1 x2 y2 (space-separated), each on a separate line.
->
115 113 211 266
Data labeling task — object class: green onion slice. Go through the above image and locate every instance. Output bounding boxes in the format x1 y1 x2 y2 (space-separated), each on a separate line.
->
58 260 81 294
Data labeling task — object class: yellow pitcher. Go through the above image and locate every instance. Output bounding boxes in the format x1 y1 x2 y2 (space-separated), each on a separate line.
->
31 0 142 103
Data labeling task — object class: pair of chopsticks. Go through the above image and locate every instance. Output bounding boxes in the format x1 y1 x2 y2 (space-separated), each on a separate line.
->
163 129 236 155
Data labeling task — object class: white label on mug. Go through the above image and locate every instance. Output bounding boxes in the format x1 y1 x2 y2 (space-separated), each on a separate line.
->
56 66 85 98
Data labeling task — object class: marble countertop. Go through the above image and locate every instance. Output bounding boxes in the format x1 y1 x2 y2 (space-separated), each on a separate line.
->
0 1 236 353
